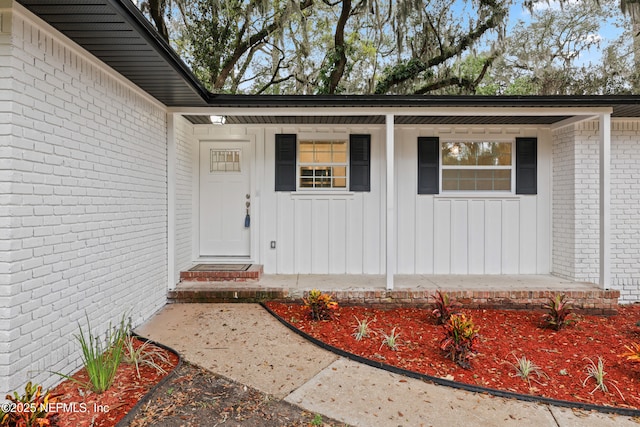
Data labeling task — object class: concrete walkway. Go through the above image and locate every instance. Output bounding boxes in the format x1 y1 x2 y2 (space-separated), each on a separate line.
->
136 303 639 427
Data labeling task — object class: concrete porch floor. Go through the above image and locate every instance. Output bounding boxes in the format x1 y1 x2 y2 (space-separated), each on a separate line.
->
176 273 599 291
255 273 600 293
169 274 620 314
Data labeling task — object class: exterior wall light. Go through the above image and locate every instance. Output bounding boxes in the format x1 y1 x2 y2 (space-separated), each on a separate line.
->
209 115 226 125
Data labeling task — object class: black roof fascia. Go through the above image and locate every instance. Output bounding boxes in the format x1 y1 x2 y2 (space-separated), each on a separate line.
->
16 0 210 107
203 94 640 111
110 0 209 100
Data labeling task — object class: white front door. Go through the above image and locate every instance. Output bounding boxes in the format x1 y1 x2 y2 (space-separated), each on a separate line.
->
199 141 252 257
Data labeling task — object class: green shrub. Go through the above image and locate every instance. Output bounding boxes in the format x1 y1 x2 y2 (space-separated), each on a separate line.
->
0 382 58 427
439 314 479 369
431 290 461 325
123 336 170 379
509 354 548 386
542 294 575 330
352 316 373 341
303 289 338 321
380 327 400 351
57 314 128 393
582 356 624 400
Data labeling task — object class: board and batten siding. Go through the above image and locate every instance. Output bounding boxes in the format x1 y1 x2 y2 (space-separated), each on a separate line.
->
264 127 386 274
395 127 552 275
184 124 552 276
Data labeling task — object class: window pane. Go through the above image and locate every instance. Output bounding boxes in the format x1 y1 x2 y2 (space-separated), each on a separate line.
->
300 151 313 163
298 140 348 189
300 141 314 152
442 169 511 191
210 149 241 172
334 151 347 162
494 177 511 190
442 170 459 190
443 141 511 166
477 142 512 166
333 177 347 188
443 142 475 166
333 141 347 152
315 151 332 163
495 169 511 179
332 166 346 177
459 177 476 191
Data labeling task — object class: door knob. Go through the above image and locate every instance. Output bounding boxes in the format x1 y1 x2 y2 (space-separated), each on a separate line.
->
245 195 251 228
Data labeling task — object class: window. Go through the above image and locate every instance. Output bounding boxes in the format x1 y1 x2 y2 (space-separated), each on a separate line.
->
441 141 513 192
275 134 370 192
298 140 348 189
209 149 241 172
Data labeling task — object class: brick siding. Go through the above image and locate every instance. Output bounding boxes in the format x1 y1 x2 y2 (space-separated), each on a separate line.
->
0 4 168 395
611 120 640 301
551 125 577 280
174 116 196 284
552 119 640 301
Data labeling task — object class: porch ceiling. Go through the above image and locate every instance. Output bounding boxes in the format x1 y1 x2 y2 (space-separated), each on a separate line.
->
183 96 640 125
183 115 573 125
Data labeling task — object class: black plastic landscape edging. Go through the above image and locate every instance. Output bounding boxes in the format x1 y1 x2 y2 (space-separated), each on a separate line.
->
114 334 182 427
260 302 640 418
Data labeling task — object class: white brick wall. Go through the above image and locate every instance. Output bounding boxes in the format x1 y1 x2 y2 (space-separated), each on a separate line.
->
0 4 168 394
611 120 640 301
552 125 577 280
174 116 195 281
573 121 600 283
553 119 640 301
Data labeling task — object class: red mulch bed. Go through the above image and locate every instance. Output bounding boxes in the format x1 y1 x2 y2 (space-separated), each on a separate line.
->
265 301 640 410
50 338 179 427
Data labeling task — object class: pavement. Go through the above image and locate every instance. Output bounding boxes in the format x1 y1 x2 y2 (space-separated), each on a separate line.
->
135 303 640 427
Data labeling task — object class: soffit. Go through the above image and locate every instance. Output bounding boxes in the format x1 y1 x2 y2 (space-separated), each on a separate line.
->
183 115 572 125
183 96 640 123
16 0 209 107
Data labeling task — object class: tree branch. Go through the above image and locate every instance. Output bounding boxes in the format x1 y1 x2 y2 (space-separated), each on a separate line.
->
214 0 315 89
327 0 352 93
144 0 169 42
375 0 505 93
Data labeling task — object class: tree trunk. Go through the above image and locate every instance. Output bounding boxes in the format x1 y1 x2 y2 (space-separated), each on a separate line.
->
147 0 169 42
327 0 351 94
632 15 640 93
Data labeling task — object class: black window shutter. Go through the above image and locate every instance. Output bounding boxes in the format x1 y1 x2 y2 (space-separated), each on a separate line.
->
275 134 296 191
516 137 537 195
350 134 371 192
417 137 439 194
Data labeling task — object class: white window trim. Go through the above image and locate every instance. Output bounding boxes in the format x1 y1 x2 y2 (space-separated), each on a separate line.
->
439 139 516 195
296 137 350 191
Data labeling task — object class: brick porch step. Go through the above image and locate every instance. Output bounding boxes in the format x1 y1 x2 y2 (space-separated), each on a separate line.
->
168 282 286 303
179 264 263 282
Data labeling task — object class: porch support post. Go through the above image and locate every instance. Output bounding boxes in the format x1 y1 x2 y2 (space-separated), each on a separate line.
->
599 113 611 289
385 114 395 290
167 113 177 291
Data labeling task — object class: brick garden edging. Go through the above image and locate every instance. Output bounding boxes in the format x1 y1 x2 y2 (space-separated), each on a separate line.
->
169 286 619 315
309 289 621 315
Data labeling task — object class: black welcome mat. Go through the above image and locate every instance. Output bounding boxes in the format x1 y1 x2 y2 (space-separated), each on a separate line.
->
189 264 251 272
